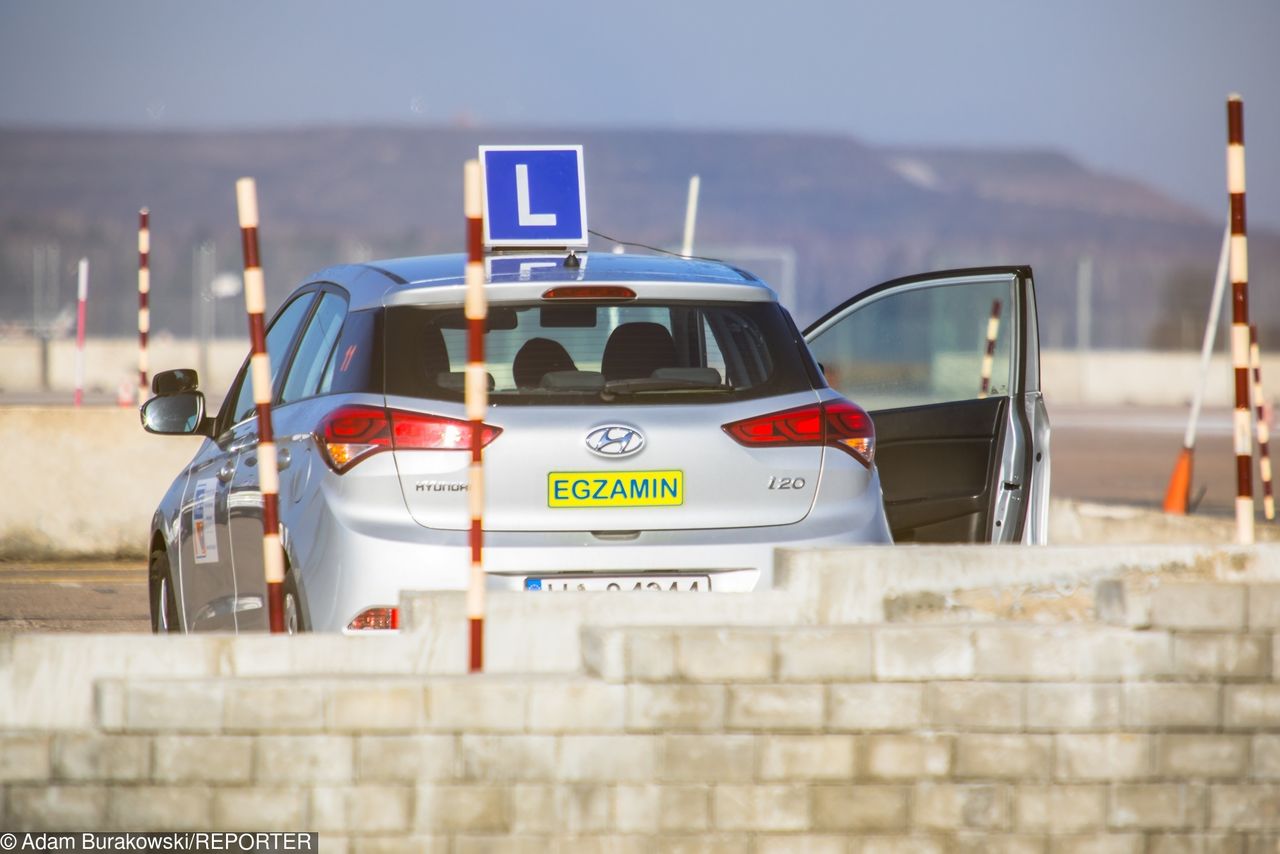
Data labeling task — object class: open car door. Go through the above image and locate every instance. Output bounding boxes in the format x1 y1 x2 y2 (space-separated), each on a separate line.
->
804 267 1049 544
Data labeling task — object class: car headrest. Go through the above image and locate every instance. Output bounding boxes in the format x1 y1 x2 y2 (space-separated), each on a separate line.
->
601 322 678 382
513 337 577 387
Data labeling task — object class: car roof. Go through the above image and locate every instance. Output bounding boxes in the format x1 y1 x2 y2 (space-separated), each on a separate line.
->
305 252 777 310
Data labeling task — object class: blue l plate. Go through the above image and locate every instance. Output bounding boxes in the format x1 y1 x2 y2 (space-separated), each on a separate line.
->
481 146 587 249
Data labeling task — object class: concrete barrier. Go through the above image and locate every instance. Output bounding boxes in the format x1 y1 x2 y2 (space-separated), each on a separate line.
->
776 542 1280 624
0 577 1277 847
1041 349 1273 407
0 337 246 399
0 407 201 559
1049 498 1280 544
5 543 1278 730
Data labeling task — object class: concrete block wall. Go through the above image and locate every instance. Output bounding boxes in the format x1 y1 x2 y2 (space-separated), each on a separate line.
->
0 407 201 559
4 545 1272 732
0 338 246 399
1 580 1279 849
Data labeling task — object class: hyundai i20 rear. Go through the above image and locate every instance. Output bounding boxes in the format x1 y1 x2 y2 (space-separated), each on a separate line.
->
142 254 1047 632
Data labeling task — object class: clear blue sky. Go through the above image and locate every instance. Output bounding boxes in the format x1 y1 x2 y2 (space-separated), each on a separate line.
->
2 0 1278 225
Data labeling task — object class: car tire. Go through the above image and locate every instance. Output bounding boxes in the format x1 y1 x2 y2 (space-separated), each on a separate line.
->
283 571 307 634
149 547 179 633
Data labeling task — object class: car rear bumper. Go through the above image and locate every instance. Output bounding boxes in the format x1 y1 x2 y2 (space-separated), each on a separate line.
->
298 470 891 633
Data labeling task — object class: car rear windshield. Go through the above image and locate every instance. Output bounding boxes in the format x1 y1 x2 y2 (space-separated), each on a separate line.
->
383 300 814 405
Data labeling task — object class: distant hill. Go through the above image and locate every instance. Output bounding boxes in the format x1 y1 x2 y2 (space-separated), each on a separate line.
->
1 125 1274 348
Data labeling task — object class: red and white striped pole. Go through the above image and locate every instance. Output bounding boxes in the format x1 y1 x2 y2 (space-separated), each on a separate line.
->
74 258 88 407
1250 324 1275 521
464 159 487 672
978 299 1002 398
1228 95 1254 544
137 209 150 404
236 178 286 633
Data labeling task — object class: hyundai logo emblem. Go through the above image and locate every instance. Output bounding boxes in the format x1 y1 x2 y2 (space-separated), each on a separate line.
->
585 425 645 457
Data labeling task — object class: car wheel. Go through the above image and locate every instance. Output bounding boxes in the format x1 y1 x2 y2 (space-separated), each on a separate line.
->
282 571 306 634
149 548 179 633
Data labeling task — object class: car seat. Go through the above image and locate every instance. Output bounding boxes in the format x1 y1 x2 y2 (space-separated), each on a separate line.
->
512 337 577 387
601 322 678 382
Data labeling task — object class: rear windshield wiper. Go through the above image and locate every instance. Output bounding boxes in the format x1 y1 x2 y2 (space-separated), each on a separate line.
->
600 377 733 400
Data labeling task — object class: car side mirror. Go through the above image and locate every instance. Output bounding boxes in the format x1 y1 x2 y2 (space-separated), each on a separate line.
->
152 368 200 396
141 391 209 436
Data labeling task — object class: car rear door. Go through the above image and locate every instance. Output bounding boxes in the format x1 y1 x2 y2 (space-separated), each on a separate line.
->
804 267 1049 544
223 289 319 630
174 440 236 631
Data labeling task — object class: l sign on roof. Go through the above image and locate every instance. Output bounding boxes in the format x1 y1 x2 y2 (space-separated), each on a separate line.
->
480 145 588 250
486 253 588 282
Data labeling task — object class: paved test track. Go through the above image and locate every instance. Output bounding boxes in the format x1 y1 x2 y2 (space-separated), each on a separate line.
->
0 561 148 632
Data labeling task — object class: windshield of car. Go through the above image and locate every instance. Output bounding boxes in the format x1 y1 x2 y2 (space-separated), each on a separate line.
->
383 300 813 405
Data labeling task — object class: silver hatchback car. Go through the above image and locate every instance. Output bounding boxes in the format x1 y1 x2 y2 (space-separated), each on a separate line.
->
142 253 1049 632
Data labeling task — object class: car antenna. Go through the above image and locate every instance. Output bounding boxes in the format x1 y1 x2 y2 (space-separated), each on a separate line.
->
563 250 581 269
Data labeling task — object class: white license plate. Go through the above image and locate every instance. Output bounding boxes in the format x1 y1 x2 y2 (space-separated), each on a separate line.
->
525 575 710 592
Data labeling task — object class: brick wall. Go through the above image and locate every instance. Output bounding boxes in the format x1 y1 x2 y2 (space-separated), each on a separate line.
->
2 581 1279 850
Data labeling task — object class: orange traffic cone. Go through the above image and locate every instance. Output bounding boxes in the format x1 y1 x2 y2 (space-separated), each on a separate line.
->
1163 447 1194 514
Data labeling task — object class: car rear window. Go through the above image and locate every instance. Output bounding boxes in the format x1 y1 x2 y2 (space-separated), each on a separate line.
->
383 301 813 405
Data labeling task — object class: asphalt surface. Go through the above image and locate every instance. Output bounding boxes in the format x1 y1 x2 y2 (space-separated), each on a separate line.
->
1051 406 1241 515
0 404 1265 634
0 561 149 632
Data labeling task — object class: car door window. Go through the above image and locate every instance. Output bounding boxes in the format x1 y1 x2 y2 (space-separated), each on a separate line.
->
281 292 347 404
318 308 380 395
225 292 316 426
702 314 727 381
807 278 1014 411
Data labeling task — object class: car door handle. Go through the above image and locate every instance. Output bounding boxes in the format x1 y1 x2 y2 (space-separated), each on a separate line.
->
244 449 290 470
228 437 257 454
217 462 236 483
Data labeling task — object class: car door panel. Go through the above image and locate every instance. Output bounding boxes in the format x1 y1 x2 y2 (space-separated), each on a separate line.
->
872 397 1005 542
804 266 1048 544
226 422 267 631
1019 282 1051 544
227 402 320 631
175 440 237 631
216 289 320 630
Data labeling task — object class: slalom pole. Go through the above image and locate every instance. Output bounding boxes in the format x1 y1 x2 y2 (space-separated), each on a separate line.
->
681 174 701 257
1163 221 1230 514
74 258 88 407
978 299 1002 399
137 209 150 404
464 159 487 672
235 178 286 633
1227 94 1254 544
1250 325 1275 520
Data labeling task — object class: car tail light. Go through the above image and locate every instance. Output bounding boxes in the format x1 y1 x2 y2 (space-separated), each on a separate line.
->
319 404 501 473
541 285 636 300
348 606 399 631
723 398 875 467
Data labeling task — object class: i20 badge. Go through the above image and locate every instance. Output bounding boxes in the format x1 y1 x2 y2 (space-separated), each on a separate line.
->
585 425 645 457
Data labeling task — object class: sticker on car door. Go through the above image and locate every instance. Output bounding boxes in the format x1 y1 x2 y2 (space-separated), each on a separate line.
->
191 476 220 563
